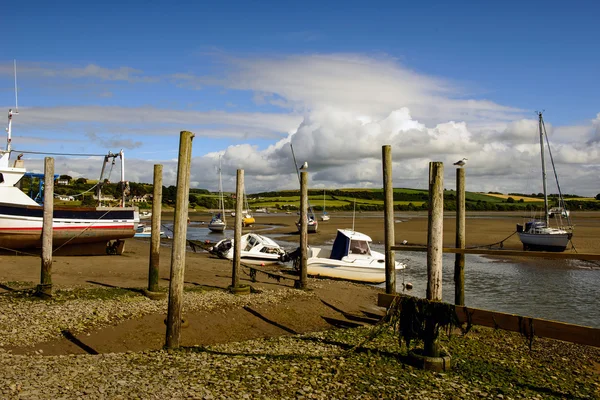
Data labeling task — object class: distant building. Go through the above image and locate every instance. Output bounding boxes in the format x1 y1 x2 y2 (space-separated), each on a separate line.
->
57 195 75 201
131 195 150 203
57 179 70 186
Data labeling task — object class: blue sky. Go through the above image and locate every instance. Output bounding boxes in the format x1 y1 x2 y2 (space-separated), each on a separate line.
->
3 0 600 195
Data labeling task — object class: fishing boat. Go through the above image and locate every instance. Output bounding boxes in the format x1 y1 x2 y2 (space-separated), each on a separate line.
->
0 64 138 255
320 189 330 221
209 232 286 264
208 156 226 232
516 112 573 252
305 229 406 284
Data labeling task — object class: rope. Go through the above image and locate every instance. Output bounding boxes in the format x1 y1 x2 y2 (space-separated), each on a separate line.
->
51 205 128 254
466 231 517 250
12 149 108 157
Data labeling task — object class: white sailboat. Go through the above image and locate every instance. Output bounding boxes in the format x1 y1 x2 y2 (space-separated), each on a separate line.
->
320 189 330 221
517 112 573 252
208 156 226 232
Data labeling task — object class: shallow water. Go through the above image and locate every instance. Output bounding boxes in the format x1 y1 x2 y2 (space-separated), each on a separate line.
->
376 245 600 329
167 222 600 329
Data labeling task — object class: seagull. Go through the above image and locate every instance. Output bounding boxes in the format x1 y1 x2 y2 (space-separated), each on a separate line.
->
453 158 468 167
299 161 308 170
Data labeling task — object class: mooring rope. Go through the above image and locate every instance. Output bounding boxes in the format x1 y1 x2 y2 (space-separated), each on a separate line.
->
466 231 517 250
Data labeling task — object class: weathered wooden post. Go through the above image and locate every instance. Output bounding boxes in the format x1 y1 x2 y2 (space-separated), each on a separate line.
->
165 131 194 349
232 169 243 290
454 167 466 305
38 157 54 298
425 161 444 357
298 170 308 289
382 145 396 294
147 164 163 293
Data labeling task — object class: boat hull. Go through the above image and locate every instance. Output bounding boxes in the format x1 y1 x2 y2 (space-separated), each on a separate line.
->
208 222 226 232
306 257 405 284
0 203 137 251
517 231 572 252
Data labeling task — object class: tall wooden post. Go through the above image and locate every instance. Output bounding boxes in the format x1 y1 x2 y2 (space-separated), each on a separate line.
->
382 145 396 294
165 131 194 349
298 171 308 289
232 169 243 289
425 161 444 357
148 164 163 293
38 157 54 297
454 168 466 306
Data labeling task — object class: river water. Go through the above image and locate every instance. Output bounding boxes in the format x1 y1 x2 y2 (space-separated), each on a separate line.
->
172 223 600 329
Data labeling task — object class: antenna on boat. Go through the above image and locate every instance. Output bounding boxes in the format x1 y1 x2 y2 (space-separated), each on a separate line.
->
5 60 19 154
352 199 356 232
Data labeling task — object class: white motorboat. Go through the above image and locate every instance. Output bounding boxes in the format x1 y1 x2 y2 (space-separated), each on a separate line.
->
517 112 573 252
208 156 227 232
306 229 406 284
209 232 285 264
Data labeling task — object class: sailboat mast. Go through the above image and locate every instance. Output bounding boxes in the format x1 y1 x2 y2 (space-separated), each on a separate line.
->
538 112 549 226
218 155 225 221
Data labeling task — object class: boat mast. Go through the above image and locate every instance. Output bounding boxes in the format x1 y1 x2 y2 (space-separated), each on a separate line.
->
218 155 225 221
538 112 549 226
5 60 19 154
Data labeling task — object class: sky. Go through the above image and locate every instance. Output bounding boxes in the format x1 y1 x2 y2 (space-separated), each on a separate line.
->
3 0 600 196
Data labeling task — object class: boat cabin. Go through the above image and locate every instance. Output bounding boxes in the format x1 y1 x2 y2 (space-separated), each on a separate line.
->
330 229 372 259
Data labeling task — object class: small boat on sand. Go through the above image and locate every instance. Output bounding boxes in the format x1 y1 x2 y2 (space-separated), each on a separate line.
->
209 233 285 264
306 229 406 284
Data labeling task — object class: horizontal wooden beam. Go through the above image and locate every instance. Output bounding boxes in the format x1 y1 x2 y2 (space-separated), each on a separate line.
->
378 293 600 348
391 245 600 261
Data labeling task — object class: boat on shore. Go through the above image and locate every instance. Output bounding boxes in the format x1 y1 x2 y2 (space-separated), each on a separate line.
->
209 232 286 264
0 71 138 255
305 229 406 284
517 112 573 252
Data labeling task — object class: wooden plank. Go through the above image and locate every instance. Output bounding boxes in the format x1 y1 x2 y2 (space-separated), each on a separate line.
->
391 245 600 261
378 293 600 348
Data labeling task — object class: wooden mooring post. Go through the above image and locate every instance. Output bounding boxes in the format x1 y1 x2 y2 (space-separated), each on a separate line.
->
382 145 396 294
232 169 243 290
455 167 465 305
165 131 194 349
148 164 163 293
37 157 54 298
425 161 444 357
298 171 308 289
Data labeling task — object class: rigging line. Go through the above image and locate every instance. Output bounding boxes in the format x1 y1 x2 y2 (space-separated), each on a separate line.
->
11 150 108 157
541 117 572 227
51 205 127 254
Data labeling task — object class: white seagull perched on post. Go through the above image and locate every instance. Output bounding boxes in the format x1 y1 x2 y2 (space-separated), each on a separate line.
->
453 158 467 167
299 161 308 170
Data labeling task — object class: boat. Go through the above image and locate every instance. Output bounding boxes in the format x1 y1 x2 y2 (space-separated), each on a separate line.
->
209 232 286 264
254 207 267 213
295 217 318 233
548 206 570 219
241 188 255 227
305 229 406 284
516 112 573 252
0 79 138 255
134 223 166 238
140 211 152 219
320 189 330 221
208 156 227 232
